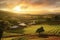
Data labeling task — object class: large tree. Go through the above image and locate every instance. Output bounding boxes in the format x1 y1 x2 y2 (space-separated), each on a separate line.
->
0 20 11 40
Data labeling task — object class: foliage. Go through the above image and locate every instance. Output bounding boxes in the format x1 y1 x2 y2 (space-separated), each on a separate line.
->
36 26 44 34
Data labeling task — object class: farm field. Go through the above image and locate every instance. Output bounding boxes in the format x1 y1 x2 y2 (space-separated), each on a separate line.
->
24 24 60 35
1 24 60 40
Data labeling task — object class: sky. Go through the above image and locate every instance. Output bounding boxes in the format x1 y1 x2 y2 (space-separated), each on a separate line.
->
0 0 60 8
0 0 60 14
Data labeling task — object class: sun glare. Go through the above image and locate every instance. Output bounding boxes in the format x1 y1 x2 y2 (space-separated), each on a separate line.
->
13 6 22 12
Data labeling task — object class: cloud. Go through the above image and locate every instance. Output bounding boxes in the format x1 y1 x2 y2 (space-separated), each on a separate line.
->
26 0 45 4
0 0 23 8
0 0 60 9
24 0 60 7
47 0 60 5
28 0 60 5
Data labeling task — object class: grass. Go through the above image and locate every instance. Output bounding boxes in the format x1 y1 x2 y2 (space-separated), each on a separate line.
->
2 24 60 40
24 24 60 35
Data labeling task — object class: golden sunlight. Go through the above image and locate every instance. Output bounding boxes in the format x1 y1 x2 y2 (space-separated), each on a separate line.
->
12 6 22 12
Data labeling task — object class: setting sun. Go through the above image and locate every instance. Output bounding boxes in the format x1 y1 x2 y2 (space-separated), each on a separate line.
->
13 6 22 12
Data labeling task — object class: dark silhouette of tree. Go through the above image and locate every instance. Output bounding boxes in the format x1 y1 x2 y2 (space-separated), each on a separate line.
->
0 20 5 40
36 26 45 37
36 26 44 33
0 20 10 40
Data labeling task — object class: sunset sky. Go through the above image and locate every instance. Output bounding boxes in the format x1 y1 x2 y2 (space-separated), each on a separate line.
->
0 0 60 14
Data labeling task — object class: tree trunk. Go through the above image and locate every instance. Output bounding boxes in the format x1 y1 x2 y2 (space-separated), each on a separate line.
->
0 30 3 40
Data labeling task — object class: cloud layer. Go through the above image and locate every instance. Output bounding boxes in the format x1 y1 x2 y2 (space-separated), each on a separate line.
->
0 0 60 9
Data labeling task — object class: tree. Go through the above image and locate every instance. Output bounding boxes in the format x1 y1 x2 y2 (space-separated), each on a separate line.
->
36 26 45 37
0 20 11 40
36 26 44 33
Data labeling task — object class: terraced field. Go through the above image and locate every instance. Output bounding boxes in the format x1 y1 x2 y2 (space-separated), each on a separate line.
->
1 24 60 40
24 24 60 35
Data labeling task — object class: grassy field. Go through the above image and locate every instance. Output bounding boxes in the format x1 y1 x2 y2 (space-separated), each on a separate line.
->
2 24 60 40
24 24 60 35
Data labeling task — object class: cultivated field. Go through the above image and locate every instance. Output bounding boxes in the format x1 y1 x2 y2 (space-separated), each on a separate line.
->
1 24 60 40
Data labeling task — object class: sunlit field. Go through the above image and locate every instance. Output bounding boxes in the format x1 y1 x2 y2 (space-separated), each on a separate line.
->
24 24 60 35
2 24 60 40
